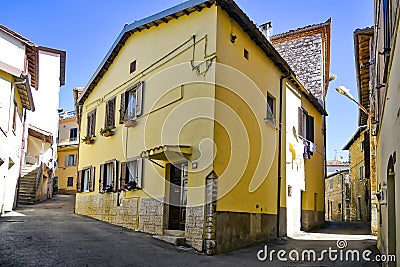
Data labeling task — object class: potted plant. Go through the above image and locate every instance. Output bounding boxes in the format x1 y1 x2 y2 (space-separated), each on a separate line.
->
100 126 116 137
122 180 138 191
124 114 137 127
81 135 95 145
104 184 114 193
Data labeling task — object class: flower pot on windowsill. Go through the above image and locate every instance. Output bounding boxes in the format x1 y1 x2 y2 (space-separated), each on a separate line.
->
82 136 95 145
100 127 116 137
124 119 137 128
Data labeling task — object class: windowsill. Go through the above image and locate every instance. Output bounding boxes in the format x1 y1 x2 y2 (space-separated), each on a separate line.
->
124 119 137 127
264 118 277 129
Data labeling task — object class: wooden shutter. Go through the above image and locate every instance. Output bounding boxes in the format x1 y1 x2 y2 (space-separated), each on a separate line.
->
112 160 119 192
136 82 143 117
136 158 143 188
119 92 126 124
99 164 105 192
106 98 116 128
64 155 68 167
298 107 304 137
120 162 127 189
306 115 314 142
90 166 95 192
86 113 92 136
77 170 82 192
91 110 96 136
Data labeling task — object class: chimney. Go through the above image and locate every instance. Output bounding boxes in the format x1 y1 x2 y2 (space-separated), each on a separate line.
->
260 21 272 41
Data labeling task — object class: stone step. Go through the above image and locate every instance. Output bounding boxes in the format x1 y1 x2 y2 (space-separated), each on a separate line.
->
163 230 185 237
153 235 186 246
18 191 36 197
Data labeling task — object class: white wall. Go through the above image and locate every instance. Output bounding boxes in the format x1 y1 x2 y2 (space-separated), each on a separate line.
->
26 50 61 167
0 31 25 72
285 84 305 237
0 74 24 212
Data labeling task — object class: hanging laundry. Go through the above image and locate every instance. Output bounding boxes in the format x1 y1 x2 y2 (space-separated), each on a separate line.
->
310 142 317 153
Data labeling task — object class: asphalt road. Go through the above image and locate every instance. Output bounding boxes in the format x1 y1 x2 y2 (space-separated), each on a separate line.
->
0 195 382 266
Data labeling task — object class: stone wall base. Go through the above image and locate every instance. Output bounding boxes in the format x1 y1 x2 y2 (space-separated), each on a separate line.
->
185 206 205 251
215 210 286 254
75 193 164 235
301 210 325 231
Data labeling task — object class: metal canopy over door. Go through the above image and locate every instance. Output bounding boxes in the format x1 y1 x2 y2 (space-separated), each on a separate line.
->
168 162 188 231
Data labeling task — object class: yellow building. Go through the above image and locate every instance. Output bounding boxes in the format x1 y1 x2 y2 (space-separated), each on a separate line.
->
55 111 79 194
75 0 328 254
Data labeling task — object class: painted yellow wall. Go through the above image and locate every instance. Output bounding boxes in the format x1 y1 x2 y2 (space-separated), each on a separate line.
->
78 6 218 206
55 147 78 191
214 7 325 216
214 7 285 214
301 99 325 213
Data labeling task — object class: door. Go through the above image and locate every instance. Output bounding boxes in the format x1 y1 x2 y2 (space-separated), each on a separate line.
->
168 162 188 230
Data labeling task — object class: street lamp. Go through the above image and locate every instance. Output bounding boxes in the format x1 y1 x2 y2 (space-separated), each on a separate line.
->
336 86 370 117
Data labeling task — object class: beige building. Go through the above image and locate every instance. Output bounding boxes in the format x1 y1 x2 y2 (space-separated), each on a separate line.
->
55 111 79 194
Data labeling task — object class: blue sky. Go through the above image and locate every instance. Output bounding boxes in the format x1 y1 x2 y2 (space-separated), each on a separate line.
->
2 0 373 161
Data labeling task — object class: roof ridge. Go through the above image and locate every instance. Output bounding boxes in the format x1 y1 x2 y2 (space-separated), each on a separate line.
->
271 18 331 40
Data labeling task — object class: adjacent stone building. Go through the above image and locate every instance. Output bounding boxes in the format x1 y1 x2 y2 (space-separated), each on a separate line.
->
343 126 371 222
325 168 350 221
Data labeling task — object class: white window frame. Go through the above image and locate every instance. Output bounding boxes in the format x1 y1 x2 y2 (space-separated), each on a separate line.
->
126 158 143 188
104 162 114 187
65 154 76 166
82 169 91 192
265 93 276 125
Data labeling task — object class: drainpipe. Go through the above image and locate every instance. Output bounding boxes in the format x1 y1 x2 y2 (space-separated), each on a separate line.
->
277 74 288 238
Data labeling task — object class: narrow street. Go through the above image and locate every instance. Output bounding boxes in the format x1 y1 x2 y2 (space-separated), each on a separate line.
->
0 195 380 266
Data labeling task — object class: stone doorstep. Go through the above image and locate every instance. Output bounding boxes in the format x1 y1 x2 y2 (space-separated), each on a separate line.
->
163 230 185 237
153 235 186 246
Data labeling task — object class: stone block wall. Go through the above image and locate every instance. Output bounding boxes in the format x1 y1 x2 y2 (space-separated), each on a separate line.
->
75 193 164 235
272 33 324 102
185 206 204 251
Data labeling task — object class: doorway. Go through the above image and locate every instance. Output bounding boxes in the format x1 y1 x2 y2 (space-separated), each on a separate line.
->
168 162 188 231
387 157 396 259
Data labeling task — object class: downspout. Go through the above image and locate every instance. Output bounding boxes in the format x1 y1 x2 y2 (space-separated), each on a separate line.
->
277 74 288 238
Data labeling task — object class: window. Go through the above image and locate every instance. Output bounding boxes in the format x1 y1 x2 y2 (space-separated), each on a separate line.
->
120 158 143 189
360 165 364 181
77 167 95 193
67 177 74 187
244 49 249 60
265 93 276 124
100 160 118 192
360 140 364 152
119 81 143 123
64 154 76 166
105 97 116 128
338 203 342 214
298 107 314 142
86 109 96 137
329 179 333 190
130 60 137 73
338 176 341 187
70 128 78 141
